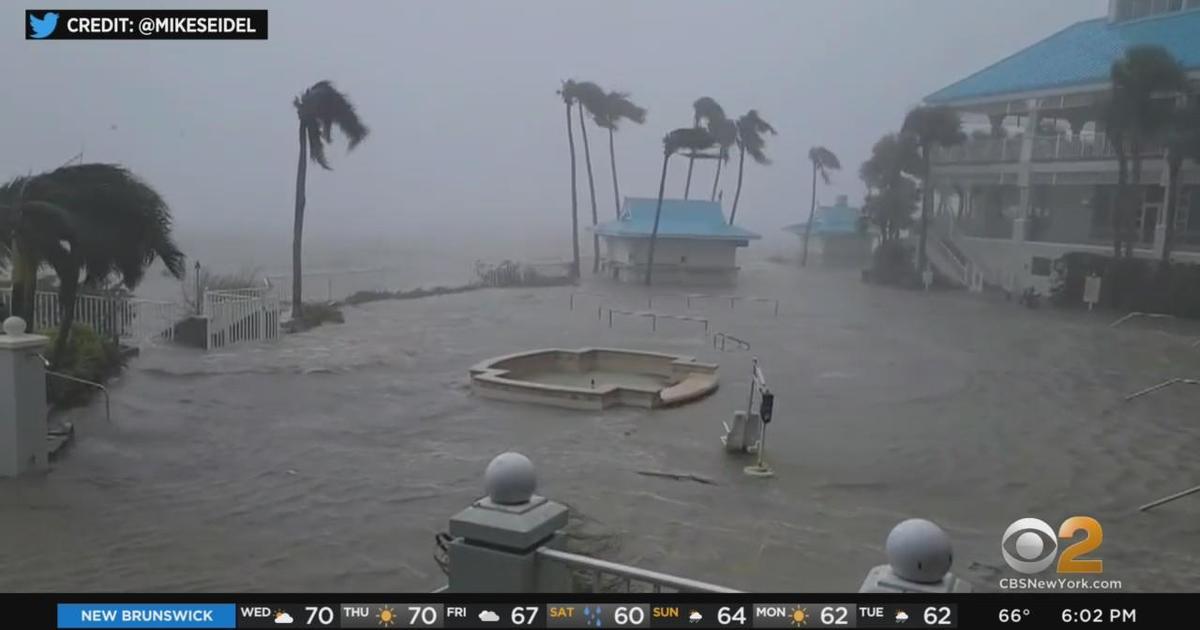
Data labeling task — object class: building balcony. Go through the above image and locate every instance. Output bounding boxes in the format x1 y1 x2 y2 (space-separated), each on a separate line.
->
932 137 1021 165
933 133 1164 166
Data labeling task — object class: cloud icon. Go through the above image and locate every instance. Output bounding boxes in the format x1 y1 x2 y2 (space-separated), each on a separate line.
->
274 611 294 624
689 610 703 622
895 610 909 622
478 610 500 623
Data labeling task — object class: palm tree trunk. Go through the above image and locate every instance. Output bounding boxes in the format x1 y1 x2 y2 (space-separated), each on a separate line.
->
917 151 932 272
710 156 723 202
644 153 671 286
608 127 621 219
50 269 79 369
729 146 747 225
565 103 580 278
1162 153 1181 266
802 163 818 267
578 106 600 274
292 121 308 316
683 153 695 200
1113 138 1128 258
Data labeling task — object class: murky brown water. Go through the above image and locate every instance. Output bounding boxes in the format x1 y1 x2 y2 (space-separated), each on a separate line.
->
2 262 1199 592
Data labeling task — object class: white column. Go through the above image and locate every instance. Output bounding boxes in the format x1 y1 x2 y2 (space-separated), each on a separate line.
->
0 317 49 477
1014 100 1039 242
1153 157 1172 259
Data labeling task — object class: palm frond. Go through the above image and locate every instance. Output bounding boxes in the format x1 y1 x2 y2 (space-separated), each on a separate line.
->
294 80 370 169
736 111 775 165
596 91 646 129
664 127 716 155
809 146 841 184
693 97 726 127
901 106 965 150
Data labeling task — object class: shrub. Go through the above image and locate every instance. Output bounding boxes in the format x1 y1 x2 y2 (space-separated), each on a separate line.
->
42 324 125 408
1051 252 1200 318
866 240 918 286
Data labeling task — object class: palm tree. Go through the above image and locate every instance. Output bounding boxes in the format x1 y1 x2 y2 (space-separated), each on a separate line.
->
1160 97 1200 264
901 105 964 271
860 133 921 243
646 128 717 285
592 90 647 218
569 81 609 274
801 147 842 267
558 80 582 278
1107 46 1187 257
0 177 77 330
708 117 738 202
684 97 726 199
0 164 185 366
292 80 369 316
728 110 777 225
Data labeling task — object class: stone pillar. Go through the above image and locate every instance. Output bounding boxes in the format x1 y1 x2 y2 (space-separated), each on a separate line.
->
446 452 571 592
0 317 49 477
860 518 972 593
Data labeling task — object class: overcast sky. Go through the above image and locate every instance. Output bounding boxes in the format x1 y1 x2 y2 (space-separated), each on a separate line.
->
7 0 1106 260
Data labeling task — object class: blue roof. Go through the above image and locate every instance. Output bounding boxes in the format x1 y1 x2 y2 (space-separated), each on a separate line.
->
926 10 1200 104
783 198 863 236
593 198 761 242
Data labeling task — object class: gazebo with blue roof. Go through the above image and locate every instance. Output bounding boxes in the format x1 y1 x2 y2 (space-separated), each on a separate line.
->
591 197 761 285
782 195 868 266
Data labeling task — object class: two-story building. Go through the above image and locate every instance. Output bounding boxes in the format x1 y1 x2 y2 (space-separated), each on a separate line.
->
923 0 1200 293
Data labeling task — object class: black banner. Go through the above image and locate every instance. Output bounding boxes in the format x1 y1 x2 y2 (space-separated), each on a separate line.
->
15 592 1199 630
25 10 268 40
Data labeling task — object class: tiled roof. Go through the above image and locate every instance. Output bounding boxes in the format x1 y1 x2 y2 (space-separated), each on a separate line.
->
592 198 761 241
926 10 1200 104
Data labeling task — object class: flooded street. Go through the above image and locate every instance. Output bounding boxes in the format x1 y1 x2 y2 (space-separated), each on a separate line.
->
2 261 1199 593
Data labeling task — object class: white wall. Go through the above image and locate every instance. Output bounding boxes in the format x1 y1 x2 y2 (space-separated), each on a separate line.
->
606 237 738 268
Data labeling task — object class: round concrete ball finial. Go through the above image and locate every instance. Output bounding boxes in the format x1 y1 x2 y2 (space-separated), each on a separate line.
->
886 518 953 583
485 452 537 505
2 316 27 336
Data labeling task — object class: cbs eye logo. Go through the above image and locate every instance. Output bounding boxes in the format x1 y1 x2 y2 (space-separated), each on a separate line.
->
1001 516 1103 574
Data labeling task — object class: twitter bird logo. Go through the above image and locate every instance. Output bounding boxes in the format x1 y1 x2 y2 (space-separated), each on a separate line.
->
29 11 59 39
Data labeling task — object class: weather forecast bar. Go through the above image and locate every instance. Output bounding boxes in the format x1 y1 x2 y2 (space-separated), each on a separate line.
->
44 596 1198 630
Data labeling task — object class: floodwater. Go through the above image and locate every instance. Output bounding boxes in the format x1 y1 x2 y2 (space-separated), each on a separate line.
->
2 259 1200 593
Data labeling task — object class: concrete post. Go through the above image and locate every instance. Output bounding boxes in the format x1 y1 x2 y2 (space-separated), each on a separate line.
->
1153 161 1171 260
0 317 49 477
446 452 571 592
860 519 972 594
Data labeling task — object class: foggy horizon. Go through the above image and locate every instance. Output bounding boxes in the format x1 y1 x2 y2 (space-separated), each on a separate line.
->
9 0 1105 257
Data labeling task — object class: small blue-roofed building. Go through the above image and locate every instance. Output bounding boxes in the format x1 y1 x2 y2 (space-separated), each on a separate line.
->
591 197 760 285
782 195 869 266
922 0 1200 295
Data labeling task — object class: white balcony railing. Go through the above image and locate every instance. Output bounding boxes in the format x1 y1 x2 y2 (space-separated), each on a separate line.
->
932 137 1021 164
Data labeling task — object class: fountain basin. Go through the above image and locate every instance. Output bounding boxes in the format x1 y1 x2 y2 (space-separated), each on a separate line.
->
470 347 718 410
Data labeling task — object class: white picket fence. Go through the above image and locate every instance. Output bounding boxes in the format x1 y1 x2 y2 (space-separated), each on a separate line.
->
0 288 181 344
203 286 281 350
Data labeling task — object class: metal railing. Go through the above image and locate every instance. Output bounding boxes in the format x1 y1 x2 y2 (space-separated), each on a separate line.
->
712 332 751 351
931 137 1021 164
650 293 780 317
204 287 281 350
602 307 709 334
1 289 179 344
535 548 740 593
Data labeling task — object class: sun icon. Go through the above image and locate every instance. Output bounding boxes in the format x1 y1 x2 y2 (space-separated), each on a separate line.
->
377 606 397 627
791 607 808 626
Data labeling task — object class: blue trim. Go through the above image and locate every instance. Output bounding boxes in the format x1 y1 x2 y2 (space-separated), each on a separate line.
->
592 197 761 241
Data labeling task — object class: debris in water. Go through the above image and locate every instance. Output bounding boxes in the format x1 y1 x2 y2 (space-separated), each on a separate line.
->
636 470 718 485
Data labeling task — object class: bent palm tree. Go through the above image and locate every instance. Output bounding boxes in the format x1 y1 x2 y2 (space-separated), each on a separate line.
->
292 80 369 315
729 110 776 225
0 177 78 330
646 128 717 285
708 117 738 202
593 90 647 218
570 81 609 274
684 97 726 199
901 105 964 271
559 80 584 278
1108 46 1187 257
801 146 842 267
0 164 185 366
